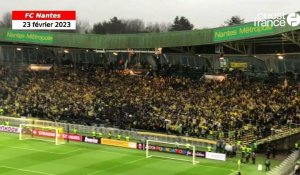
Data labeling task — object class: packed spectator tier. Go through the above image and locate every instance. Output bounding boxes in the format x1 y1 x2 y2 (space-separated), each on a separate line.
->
0 66 299 139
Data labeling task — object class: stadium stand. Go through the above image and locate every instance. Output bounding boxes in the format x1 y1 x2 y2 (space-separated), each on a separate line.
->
0 65 299 143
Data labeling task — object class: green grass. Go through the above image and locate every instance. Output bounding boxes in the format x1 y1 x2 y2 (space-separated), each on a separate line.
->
0 132 281 175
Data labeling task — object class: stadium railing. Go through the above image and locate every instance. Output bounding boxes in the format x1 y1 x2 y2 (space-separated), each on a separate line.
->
0 116 216 150
267 150 299 175
3 115 297 149
257 125 300 145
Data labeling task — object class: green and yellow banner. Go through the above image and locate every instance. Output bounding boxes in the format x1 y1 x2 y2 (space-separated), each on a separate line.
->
6 30 54 44
230 62 248 69
214 23 274 42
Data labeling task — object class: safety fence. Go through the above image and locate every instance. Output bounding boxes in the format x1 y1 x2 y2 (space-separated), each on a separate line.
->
257 124 300 145
267 150 299 175
0 123 228 163
3 115 298 149
0 116 216 150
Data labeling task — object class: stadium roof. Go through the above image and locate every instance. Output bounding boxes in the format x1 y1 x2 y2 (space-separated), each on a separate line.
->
0 12 300 50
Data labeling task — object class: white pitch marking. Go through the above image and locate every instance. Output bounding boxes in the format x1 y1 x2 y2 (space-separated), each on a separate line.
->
228 170 238 175
0 144 82 155
0 165 55 175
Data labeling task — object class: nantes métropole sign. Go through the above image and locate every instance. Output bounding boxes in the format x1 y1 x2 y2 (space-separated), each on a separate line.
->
213 23 274 42
6 30 54 44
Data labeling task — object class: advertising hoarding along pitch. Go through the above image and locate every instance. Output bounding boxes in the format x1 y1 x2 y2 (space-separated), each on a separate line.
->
101 138 137 149
205 152 226 161
32 129 82 142
137 143 206 158
0 125 20 133
82 136 100 144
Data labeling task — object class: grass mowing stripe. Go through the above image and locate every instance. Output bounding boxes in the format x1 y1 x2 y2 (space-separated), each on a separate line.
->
196 163 235 172
0 144 83 155
87 157 147 175
149 156 235 172
0 132 282 175
63 148 83 154
0 165 55 175
0 145 61 154
79 146 235 173
87 148 234 175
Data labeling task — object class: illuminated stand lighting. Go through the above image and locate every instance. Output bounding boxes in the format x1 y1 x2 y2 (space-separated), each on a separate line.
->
219 52 224 60
93 49 156 54
278 55 284 60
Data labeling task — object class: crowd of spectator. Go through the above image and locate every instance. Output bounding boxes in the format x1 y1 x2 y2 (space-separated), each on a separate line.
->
0 66 299 139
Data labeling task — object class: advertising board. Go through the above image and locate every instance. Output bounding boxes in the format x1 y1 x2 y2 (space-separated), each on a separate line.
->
101 139 137 149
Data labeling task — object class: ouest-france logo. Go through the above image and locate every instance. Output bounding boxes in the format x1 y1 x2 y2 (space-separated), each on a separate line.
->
254 12 300 27
287 12 300 27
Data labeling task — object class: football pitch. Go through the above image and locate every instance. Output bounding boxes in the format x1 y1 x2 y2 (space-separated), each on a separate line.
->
0 132 281 175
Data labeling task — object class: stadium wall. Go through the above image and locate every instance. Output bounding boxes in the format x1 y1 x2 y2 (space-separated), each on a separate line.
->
264 133 300 151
